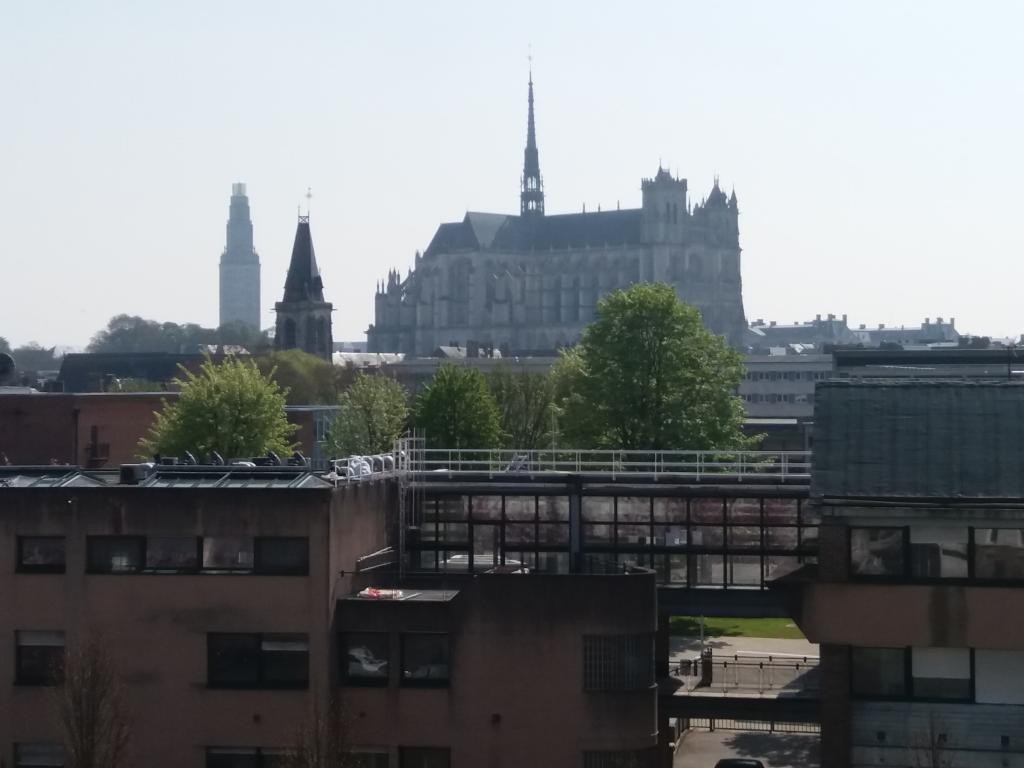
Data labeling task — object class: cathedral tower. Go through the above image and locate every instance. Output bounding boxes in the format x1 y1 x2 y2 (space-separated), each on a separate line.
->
520 72 544 217
274 216 333 361
218 183 261 330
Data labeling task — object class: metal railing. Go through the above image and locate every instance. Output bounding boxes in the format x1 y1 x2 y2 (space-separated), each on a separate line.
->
677 653 820 694
687 717 820 734
402 448 811 481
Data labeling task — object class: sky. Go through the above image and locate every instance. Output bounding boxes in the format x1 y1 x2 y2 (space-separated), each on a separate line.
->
2 1 1024 349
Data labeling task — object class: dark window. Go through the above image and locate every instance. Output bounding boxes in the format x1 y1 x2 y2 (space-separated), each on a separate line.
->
16 631 65 685
583 634 654 691
398 747 450 768
583 748 657 768
912 647 971 701
975 528 1024 580
17 537 66 573
401 634 450 686
87 536 144 573
255 537 309 575
202 537 254 572
851 647 907 698
205 748 287 768
342 633 390 685
850 528 904 577
351 752 389 768
910 527 968 579
207 633 308 689
145 537 200 572
14 743 65 768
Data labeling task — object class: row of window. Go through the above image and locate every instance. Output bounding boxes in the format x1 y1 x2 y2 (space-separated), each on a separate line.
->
850 526 1024 581
12 745 442 768
741 393 812 404
18 536 309 575
743 370 829 381
343 633 450 687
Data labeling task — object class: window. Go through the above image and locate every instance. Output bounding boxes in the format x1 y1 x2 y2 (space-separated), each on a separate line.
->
146 537 200 572
342 633 390 685
205 748 288 768
14 743 64 768
202 537 255 572
851 647 907 698
16 631 65 685
351 751 389 768
207 633 308 689
583 748 657 768
912 647 971 701
17 537 66 573
398 747 450 768
401 634 450 686
910 527 968 579
850 528 904 576
583 634 654 691
975 528 1024 580
254 538 309 575
87 536 144 573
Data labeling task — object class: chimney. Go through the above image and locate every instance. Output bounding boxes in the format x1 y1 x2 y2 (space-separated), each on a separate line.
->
937 317 944 324
842 314 848 323
950 317 956 327
770 321 777 327
859 324 866 330
815 314 822 322
827 313 835 321
879 324 885 329
925 317 930 325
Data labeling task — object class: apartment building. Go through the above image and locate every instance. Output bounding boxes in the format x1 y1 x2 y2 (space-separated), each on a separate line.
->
799 381 1024 767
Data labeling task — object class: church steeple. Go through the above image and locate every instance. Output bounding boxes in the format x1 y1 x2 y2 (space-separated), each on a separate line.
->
274 212 333 361
520 70 545 217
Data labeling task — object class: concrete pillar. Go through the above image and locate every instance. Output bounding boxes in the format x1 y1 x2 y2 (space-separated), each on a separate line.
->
820 643 851 768
656 613 671 679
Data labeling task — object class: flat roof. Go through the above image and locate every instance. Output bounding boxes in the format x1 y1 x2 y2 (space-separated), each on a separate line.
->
343 588 459 603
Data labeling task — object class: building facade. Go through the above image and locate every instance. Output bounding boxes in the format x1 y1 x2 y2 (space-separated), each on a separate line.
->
219 183 261 331
274 217 333 361
367 78 747 355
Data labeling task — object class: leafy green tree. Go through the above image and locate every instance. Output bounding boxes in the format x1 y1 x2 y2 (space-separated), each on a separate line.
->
553 282 751 450
139 356 297 459
0 336 10 355
87 314 270 354
327 372 409 456
413 364 502 449
488 366 557 449
255 349 353 405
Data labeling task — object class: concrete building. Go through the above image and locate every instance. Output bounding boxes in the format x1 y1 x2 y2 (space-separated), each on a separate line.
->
219 183 261 331
275 217 333 361
367 76 747 355
799 381 1024 767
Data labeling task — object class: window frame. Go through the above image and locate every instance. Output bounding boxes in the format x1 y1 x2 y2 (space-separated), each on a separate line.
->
15 630 65 687
206 632 309 690
849 646 977 703
16 536 67 574
340 632 391 687
85 535 146 574
14 742 65 768
400 632 451 688
253 537 310 576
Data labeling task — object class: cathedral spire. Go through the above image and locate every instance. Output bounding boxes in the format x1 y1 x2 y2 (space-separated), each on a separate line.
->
520 69 545 217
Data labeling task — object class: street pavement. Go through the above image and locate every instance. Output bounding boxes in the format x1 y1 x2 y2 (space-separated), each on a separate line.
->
674 728 820 768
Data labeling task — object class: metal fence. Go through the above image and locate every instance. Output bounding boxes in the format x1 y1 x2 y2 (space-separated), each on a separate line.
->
678 653 820 694
401 448 811 480
687 717 820 734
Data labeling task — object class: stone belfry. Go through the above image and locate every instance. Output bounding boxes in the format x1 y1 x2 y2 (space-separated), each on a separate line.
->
274 215 333 361
218 183 261 330
520 70 544 217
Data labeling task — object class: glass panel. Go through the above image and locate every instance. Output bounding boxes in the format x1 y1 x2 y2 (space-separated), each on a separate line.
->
692 554 723 586
652 524 687 547
202 537 254 572
206 749 259 768
261 635 309 687
617 497 651 523
16 632 65 685
691 525 724 548
800 502 821 525
975 528 1024 579
850 528 904 576
537 523 568 546
536 551 570 574
472 524 499 571
505 523 535 545
765 556 802 581
18 537 66 572
434 522 467 546
505 550 535 571
434 495 468 522
471 495 503 521
727 498 760 524
727 526 760 550
343 633 389 683
910 527 968 579
583 496 614 522
401 634 449 685
145 537 199 571
912 647 971 700
416 550 438 570
654 554 687 584
351 752 390 768
800 526 819 552
726 555 762 587
538 495 569 521
766 526 799 550
87 536 143 573
255 537 309 575
15 743 65 768
584 524 613 546
653 497 685 523
763 498 799 525
690 498 723 524
504 496 536 521
207 634 260 686
851 647 907 697
399 747 451 768
616 523 650 546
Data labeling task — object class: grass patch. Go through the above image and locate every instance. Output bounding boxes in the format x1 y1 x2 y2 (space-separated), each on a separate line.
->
670 616 805 640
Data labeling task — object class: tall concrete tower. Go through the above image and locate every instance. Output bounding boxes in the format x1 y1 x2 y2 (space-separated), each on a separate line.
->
219 182 261 330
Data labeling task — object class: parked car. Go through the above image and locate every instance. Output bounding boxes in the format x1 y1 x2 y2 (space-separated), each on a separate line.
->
714 760 765 768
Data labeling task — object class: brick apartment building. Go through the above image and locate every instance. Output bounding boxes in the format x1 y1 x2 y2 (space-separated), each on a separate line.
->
0 463 657 768
799 381 1024 767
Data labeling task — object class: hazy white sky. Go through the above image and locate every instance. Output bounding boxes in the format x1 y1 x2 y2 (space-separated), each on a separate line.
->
2 1 1023 349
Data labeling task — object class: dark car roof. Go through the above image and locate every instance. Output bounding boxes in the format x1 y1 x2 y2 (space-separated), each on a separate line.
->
714 760 765 768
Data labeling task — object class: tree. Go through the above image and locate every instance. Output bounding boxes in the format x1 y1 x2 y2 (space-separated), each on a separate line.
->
553 282 751 450
281 697 358 768
139 356 297 459
327 372 409 456
12 342 62 372
0 336 10 354
87 314 270 354
488 366 557 449
255 349 353 405
52 636 132 768
413 364 502 449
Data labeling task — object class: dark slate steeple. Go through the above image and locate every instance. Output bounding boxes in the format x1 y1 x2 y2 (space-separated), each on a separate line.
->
520 70 545 217
274 214 333 360
282 216 325 302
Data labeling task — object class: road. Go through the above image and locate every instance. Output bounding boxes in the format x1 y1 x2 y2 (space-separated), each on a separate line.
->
674 728 820 768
